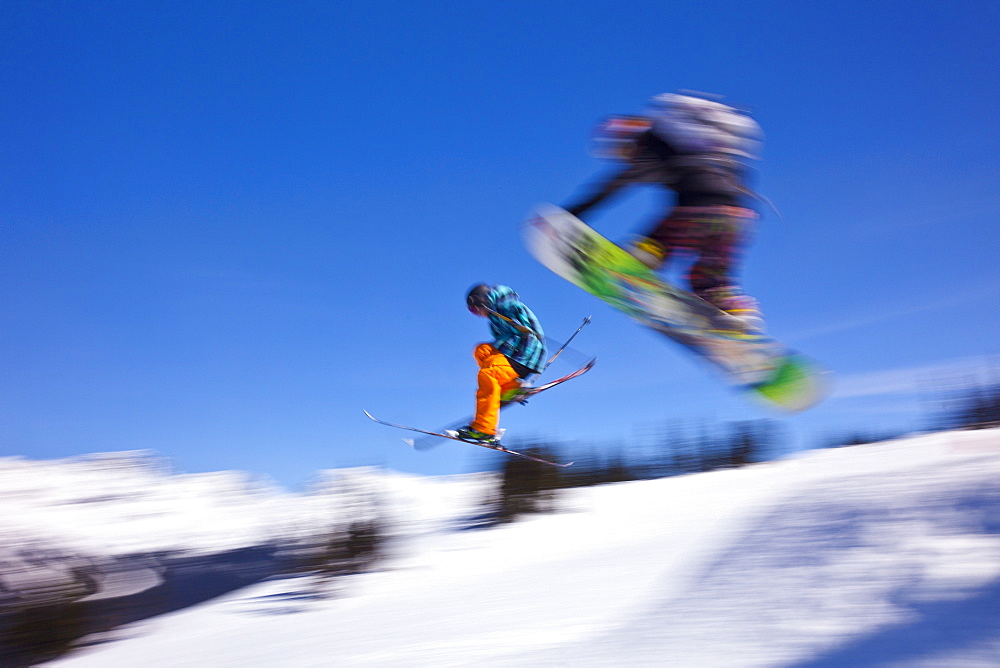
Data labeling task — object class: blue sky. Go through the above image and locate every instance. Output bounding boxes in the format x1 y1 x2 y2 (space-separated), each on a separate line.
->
2 0 998 488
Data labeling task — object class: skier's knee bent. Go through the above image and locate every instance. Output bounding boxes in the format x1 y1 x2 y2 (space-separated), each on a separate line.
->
471 344 522 435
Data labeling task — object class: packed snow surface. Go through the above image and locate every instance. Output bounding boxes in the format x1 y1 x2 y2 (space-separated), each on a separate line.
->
15 430 1000 665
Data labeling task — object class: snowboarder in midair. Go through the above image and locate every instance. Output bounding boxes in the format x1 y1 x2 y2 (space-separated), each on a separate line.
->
451 284 546 444
562 92 767 330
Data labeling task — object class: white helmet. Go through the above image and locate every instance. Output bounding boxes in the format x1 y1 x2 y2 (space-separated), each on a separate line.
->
649 93 763 159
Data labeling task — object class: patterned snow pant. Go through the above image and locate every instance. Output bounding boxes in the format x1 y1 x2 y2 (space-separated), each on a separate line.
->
641 205 760 314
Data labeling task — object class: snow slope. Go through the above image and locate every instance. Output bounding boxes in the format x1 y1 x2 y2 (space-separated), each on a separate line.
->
30 429 1000 665
0 452 490 560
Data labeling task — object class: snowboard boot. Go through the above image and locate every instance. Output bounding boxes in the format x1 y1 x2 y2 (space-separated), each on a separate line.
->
701 287 766 332
449 426 501 445
625 237 666 270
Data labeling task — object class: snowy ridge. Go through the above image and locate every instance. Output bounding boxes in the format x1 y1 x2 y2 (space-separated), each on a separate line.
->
0 453 494 627
4 429 999 665
0 451 289 557
0 456 491 562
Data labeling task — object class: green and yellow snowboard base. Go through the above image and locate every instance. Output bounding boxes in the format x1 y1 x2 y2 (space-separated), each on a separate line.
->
524 204 829 412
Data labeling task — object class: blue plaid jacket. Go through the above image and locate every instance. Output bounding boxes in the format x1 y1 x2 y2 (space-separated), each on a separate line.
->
484 285 546 375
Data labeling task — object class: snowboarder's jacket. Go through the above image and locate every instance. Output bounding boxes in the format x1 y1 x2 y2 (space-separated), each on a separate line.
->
482 285 546 376
565 130 755 216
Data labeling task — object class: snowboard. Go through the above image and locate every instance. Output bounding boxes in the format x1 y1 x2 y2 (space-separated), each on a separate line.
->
523 204 828 412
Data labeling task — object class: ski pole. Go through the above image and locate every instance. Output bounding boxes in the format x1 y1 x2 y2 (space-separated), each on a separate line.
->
483 307 591 370
544 315 591 369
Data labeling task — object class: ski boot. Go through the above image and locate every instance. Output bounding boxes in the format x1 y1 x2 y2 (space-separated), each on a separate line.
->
501 385 531 405
448 426 501 445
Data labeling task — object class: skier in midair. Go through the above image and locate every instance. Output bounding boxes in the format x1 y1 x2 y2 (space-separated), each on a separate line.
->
562 92 767 331
450 284 546 444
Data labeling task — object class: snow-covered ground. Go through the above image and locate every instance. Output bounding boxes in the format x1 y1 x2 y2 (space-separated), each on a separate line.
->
4 429 999 666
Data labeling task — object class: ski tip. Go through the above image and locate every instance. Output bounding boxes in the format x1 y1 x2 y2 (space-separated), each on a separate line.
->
402 438 415 448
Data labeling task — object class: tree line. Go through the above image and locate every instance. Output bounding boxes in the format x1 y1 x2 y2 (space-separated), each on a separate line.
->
488 379 1000 523
487 419 779 523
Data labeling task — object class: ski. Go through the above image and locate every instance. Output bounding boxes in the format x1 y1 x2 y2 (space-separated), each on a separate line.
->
363 411 574 467
408 357 596 451
503 356 597 405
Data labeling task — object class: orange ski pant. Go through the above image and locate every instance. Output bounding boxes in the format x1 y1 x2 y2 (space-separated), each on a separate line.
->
470 343 522 436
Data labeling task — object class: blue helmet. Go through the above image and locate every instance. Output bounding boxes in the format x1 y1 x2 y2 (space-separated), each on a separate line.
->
466 284 492 314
